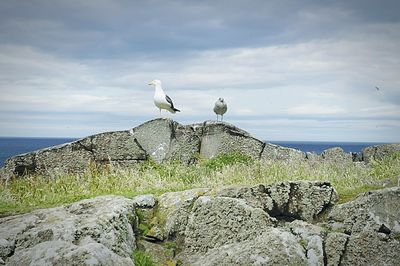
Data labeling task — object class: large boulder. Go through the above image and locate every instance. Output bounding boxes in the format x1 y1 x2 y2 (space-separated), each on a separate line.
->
261 143 306 162
148 188 210 241
1 119 271 177
328 187 400 234
341 229 400 266
198 121 265 159
321 147 353 163
215 181 338 222
362 143 400 163
181 228 308 266
183 196 275 253
0 196 137 265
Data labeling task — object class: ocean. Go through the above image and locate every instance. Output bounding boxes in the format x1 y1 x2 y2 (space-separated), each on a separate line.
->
0 137 386 167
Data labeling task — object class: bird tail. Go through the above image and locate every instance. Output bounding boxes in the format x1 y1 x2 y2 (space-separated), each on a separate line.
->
172 108 180 113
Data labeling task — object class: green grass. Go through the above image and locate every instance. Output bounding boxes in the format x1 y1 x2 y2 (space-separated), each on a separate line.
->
1 152 399 216
132 250 156 266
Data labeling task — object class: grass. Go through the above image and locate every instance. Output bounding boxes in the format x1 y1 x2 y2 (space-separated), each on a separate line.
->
132 250 156 266
1 152 399 216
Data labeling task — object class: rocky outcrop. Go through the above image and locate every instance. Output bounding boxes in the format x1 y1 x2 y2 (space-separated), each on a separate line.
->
321 147 353 163
1 119 399 178
1 183 399 265
261 143 306 161
362 143 400 163
0 196 137 265
136 184 399 266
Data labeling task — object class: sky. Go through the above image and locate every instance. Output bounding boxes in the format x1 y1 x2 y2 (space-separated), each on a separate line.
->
0 0 399 142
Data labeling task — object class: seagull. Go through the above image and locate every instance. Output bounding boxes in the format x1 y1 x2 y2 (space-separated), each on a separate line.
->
214 97 227 121
148 79 180 115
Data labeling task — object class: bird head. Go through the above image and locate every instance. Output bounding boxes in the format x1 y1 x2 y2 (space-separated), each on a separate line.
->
148 79 162 87
218 97 224 102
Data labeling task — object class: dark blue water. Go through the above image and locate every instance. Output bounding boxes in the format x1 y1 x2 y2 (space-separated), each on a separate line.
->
0 137 387 167
0 137 77 167
269 141 386 155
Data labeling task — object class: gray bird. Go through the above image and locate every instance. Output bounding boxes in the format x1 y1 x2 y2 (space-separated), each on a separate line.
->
214 98 227 121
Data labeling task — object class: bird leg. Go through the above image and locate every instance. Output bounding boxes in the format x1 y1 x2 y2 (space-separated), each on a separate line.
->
159 108 162 117
221 114 223 121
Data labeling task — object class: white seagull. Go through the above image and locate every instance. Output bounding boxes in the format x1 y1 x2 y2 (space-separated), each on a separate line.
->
214 97 227 121
148 79 180 115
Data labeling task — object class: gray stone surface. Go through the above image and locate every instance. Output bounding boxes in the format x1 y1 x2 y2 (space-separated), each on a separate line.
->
286 220 325 266
214 181 338 222
362 143 400 163
321 147 353 163
0 196 136 265
183 196 275 253
165 123 201 164
199 121 264 159
341 229 400 266
6 240 134 266
329 186 400 234
153 188 210 240
2 183 400 265
130 119 174 163
261 143 306 161
264 181 338 222
132 194 157 209
90 130 147 163
325 232 349 266
180 228 307 266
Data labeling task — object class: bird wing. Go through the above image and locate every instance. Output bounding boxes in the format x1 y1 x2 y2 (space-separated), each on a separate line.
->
165 95 175 108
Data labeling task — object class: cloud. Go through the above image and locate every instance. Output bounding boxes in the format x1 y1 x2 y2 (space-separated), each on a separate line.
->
0 1 399 141
288 104 346 116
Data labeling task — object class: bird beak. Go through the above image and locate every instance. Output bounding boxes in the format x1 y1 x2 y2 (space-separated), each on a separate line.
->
148 82 153 86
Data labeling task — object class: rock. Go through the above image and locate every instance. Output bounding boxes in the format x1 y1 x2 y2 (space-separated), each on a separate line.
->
341 229 400 266
266 181 338 222
132 194 157 209
35 139 95 175
306 151 321 161
3 119 270 177
0 196 137 265
324 232 349 266
329 187 400 234
90 130 148 165
150 188 210 240
362 143 400 163
183 196 275 253
129 119 175 163
180 228 307 266
261 143 306 161
130 119 201 164
286 220 325 266
321 147 352 163
165 123 201 164
6 240 134 266
199 121 264 159
352 152 363 162
214 182 338 222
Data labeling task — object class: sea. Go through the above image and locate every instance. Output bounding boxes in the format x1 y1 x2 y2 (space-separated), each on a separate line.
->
0 137 387 167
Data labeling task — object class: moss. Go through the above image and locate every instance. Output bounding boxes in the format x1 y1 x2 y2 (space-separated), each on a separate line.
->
394 234 400 242
299 239 307 250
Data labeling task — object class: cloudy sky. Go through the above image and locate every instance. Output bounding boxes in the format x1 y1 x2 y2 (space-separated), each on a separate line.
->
0 0 399 142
